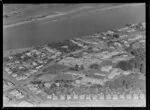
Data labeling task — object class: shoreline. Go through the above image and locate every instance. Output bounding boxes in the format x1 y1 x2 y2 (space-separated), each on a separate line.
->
3 21 145 57
3 12 67 29
3 3 144 55
3 3 143 29
3 47 33 57
3 5 99 29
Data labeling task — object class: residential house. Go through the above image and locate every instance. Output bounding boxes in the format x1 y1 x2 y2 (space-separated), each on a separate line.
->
112 94 118 100
99 93 104 100
4 67 12 74
9 89 24 99
16 75 28 81
101 65 112 72
108 68 122 79
117 27 129 32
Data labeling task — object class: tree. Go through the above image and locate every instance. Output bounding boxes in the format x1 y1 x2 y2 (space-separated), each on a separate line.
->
113 33 119 38
87 47 93 53
31 80 42 85
126 23 132 27
69 64 80 71
115 61 132 71
89 63 99 69
80 65 84 70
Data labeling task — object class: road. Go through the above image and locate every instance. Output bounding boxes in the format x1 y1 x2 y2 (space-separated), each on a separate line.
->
3 33 145 106
3 39 129 104
3 47 89 105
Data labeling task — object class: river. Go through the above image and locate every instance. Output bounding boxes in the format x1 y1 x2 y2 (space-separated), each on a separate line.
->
3 4 145 51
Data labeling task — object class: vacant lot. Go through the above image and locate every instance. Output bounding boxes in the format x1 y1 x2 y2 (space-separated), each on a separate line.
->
53 74 74 81
37 74 57 82
42 64 69 73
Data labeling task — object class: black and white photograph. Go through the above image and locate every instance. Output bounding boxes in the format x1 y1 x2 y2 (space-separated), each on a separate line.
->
3 3 146 107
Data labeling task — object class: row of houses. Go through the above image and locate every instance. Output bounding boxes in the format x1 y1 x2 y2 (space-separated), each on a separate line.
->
58 48 125 68
4 46 62 81
46 93 144 100
6 89 25 100
3 79 14 90
58 56 102 69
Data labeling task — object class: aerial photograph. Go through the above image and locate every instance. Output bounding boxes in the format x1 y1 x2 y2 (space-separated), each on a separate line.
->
3 3 146 107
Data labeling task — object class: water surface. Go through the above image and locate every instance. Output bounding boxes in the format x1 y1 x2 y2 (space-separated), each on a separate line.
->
3 4 145 51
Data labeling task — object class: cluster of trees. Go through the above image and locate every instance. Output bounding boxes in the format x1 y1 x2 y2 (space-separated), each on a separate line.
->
68 54 81 58
10 51 31 61
128 58 145 74
105 73 142 92
69 64 84 71
42 78 143 96
41 79 106 96
130 47 145 74
115 60 132 71
116 44 145 74
12 68 28 75
45 85 99 96
115 57 145 74
135 23 145 31
105 33 120 42
130 48 145 61
113 33 120 39
48 40 82 53
126 23 132 27
42 80 74 95
89 63 100 70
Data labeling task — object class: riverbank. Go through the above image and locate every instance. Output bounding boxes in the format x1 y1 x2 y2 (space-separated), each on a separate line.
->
3 4 105 29
3 3 143 29
3 47 33 57
3 3 145 51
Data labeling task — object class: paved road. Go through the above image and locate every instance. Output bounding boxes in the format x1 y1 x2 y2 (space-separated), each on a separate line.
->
3 71 44 104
